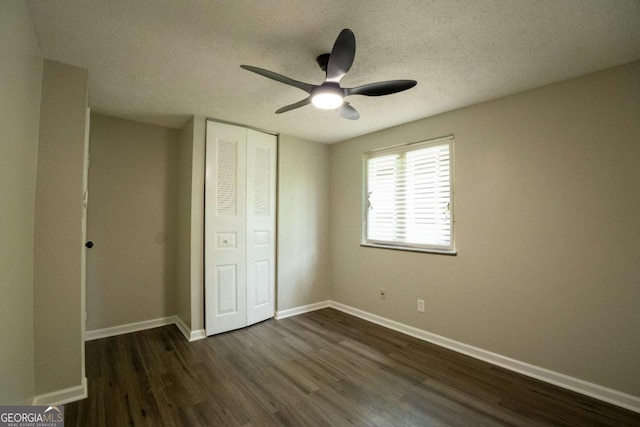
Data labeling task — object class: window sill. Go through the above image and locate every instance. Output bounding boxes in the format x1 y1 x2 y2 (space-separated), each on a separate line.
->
360 243 457 256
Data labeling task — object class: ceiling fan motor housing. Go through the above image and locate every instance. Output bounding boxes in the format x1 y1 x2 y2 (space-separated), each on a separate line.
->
316 53 331 72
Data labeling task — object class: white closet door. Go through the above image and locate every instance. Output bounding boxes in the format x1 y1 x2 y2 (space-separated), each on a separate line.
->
205 121 247 336
246 129 277 326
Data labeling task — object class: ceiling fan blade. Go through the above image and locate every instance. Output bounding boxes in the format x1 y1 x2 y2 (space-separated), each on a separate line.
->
275 97 311 114
241 65 315 94
326 29 356 83
346 80 417 97
338 102 360 120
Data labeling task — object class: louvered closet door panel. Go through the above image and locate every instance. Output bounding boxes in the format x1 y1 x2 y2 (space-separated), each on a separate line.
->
246 129 277 326
205 121 247 336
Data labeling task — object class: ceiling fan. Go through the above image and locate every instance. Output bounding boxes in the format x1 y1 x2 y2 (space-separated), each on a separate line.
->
240 29 417 120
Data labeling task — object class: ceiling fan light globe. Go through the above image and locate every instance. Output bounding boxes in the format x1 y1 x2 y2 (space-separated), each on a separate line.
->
311 92 344 110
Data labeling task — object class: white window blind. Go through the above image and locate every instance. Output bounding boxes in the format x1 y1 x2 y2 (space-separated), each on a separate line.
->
364 137 454 253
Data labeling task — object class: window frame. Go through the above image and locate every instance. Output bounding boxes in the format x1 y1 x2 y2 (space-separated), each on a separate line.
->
361 135 456 255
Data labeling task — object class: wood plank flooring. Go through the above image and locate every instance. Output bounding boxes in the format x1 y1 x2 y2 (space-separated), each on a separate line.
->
66 308 640 426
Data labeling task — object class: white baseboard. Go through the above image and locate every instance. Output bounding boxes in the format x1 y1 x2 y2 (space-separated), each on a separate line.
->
87 315 206 343
33 377 87 406
174 315 206 342
275 300 330 319
190 329 206 341
328 301 640 414
86 316 175 341
174 315 190 340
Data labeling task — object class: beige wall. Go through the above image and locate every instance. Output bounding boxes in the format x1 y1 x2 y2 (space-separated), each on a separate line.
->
176 117 194 327
174 115 206 333
86 114 179 330
33 59 88 395
190 116 206 331
277 135 331 310
0 1 43 404
329 61 640 396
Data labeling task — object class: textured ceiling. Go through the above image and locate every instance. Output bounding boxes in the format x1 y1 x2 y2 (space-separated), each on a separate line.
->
27 0 640 144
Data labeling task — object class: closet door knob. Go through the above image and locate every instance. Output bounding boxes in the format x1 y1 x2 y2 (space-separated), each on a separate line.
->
85 241 94 248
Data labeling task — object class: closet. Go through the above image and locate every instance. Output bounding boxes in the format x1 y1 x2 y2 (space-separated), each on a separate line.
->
204 120 277 336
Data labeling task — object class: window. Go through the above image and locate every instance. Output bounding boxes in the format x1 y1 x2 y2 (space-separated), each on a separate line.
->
363 136 455 254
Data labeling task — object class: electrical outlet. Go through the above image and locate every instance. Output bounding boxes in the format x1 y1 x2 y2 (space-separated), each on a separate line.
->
379 288 386 300
417 299 425 313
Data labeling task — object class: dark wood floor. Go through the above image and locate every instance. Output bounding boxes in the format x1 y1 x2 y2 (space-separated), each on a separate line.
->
66 308 639 426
